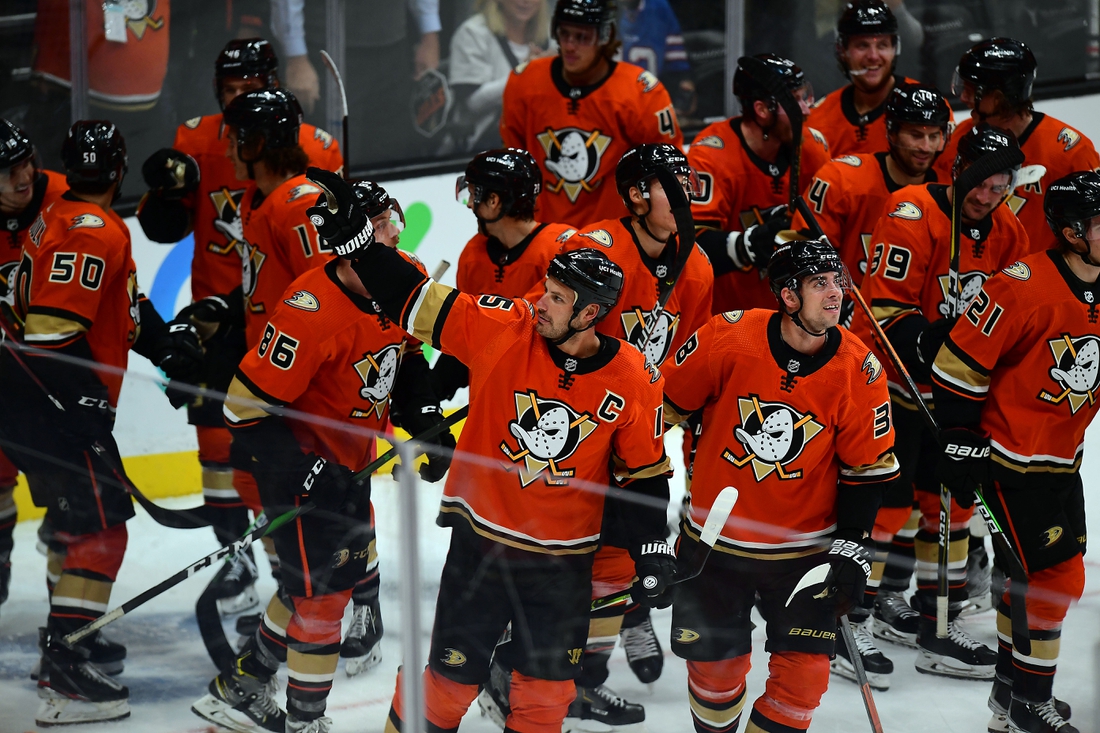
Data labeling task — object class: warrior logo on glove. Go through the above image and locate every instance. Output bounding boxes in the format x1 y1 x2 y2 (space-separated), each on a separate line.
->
724 395 824 481
536 127 612 203
500 391 599 487
1039 334 1100 413
351 344 402 418
622 308 680 366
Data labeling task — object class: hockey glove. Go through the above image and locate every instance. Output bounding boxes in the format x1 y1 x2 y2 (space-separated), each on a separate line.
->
936 427 990 508
743 205 790 268
404 405 456 484
305 167 376 259
916 317 956 378
298 453 356 513
823 534 873 617
634 539 677 609
142 148 199 200
151 321 205 383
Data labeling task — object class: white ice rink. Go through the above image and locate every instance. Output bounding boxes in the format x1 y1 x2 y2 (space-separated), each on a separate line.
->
3 93 1100 733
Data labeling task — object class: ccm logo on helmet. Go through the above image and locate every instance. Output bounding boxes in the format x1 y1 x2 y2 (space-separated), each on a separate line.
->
944 443 990 459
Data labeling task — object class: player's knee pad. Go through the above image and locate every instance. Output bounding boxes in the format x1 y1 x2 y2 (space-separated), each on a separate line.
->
1024 556 1085 627
287 589 351 646
687 656 751 695
232 469 263 515
753 652 829 731
687 658 750 733
590 545 635 599
872 505 912 541
506 673 575 733
421 666 479 731
63 523 127 580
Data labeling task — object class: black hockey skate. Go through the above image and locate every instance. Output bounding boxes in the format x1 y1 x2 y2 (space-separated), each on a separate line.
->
987 677 1072 733
31 627 126 680
872 590 920 649
1007 697 1079 733
832 617 893 691
192 669 285 733
564 684 645 731
620 614 663 684
340 598 383 677
35 630 130 727
212 549 261 617
960 541 994 617
915 618 997 680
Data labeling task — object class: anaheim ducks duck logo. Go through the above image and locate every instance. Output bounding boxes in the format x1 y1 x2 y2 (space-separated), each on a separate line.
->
286 183 322 202
238 240 266 313
536 127 612 203
0 262 18 303
126 270 140 342
500 391 599 487
69 214 105 230
622 307 680 366
723 395 825 481
1039 334 1100 414
122 0 165 39
209 186 247 254
351 344 402 419
937 271 986 317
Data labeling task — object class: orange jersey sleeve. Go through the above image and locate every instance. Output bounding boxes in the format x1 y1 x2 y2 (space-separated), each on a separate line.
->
501 57 682 225
456 222 577 298
663 309 897 557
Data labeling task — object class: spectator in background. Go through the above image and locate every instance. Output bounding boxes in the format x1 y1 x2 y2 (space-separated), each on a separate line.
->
448 0 553 153
619 0 697 121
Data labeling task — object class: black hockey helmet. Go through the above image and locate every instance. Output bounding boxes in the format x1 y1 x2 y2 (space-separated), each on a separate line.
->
0 119 35 171
223 89 303 155
1045 170 1100 245
952 122 1021 183
615 143 698 207
214 38 279 108
734 54 811 114
952 38 1037 110
352 180 403 222
546 248 624 324
769 239 849 298
837 0 898 42
456 148 541 220
885 82 951 133
61 120 127 192
552 0 617 45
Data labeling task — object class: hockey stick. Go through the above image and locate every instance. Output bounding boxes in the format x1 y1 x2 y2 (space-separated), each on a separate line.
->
69 407 468 649
673 486 738 585
320 50 349 180
795 195 1032 655
839 613 886 733
431 260 451 281
737 56 804 214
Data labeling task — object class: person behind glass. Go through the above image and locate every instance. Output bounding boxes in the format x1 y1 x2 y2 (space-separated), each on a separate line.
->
449 0 554 152
617 0 697 122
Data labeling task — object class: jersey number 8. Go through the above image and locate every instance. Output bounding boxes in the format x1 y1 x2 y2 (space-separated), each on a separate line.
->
258 323 300 370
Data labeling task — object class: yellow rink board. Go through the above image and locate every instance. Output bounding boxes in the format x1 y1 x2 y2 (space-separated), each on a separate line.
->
12 417 465 523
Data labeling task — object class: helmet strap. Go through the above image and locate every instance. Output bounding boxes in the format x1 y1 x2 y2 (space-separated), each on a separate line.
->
633 188 673 246
782 286 828 338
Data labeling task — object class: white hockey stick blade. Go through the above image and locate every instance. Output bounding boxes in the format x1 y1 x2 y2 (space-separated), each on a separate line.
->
785 562 830 608
431 260 451 281
1015 164 1046 187
319 50 348 117
699 486 738 547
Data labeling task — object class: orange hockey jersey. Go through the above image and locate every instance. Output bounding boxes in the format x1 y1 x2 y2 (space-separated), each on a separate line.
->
853 183 1029 404
456 222 577 298
14 194 139 406
2 170 67 273
501 57 683 226
398 281 670 554
34 0 169 107
933 251 1100 489
173 114 343 301
688 118 830 312
662 309 898 558
239 175 331 348
791 152 940 285
232 259 423 471
936 114 1100 254
560 217 714 367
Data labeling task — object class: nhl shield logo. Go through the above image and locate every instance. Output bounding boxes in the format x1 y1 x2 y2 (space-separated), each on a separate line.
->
500 391 599 487
1039 334 1100 414
622 307 680 366
536 127 613 203
723 395 825 480
351 344 402 419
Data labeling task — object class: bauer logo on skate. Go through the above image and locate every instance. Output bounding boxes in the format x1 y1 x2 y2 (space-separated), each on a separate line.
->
500 391 599 487
351 344 402 418
1039 334 1100 414
623 307 680 365
536 127 613 203
724 395 825 481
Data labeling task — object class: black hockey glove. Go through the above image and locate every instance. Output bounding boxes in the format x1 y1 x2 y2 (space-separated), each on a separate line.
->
142 148 199 200
935 427 990 508
823 534 873 617
297 453 356 513
916 317 956 379
406 405 456 484
151 320 205 383
305 167 376 259
176 295 232 330
743 204 790 268
634 539 677 609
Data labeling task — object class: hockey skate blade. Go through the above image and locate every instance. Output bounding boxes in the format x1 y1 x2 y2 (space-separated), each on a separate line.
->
562 717 648 733
871 618 918 649
192 693 271 733
914 651 995 680
36 693 130 727
786 562 830 607
957 594 995 618
344 646 382 677
218 586 261 618
829 656 890 691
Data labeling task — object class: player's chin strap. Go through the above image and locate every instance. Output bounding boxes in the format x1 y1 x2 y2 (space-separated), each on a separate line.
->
550 294 599 346
1068 227 1100 266
782 287 828 338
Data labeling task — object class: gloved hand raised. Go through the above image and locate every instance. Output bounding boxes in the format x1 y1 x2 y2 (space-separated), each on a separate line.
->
305 167 375 259
142 148 199 200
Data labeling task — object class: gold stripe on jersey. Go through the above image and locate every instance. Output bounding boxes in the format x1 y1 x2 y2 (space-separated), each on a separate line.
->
613 454 673 482
680 518 830 561
839 451 899 484
991 439 1083 476
223 376 273 424
931 341 991 400
439 496 601 556
871 300 920 326
23 313 88 339
405 281 456 347
663 396 694 426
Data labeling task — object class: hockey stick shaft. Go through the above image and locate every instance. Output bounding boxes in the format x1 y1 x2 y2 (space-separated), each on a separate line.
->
637 166 697 351
320 50 349 179
352 405 467 482
795 194 1032 654
673 486 738 585
431 260 451 281
838 615 885 733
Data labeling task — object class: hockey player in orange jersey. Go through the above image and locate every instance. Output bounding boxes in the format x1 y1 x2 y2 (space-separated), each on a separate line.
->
662 239 899 733
191 187 452 733
937 38 1100 254
134 38 344 617
810 1 952 157
689 54 829 313
849 124 1030 686
792 82 950 286
501 0 683 225
305 166 675 733
432 149 577 402
930 171 1099 733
